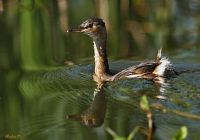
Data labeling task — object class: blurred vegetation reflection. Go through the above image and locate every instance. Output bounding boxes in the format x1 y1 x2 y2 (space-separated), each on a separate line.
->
0 0 200 70
0 0 200 140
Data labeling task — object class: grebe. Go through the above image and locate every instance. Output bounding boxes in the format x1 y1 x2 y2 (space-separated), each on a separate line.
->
67 18 177 83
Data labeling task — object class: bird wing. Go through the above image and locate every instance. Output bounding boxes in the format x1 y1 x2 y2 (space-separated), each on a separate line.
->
112 61 160 80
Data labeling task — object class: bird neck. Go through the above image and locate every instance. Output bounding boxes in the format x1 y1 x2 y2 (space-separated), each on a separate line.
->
93 37 110 79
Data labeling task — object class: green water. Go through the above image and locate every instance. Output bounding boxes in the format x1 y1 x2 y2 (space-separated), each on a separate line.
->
1 61 200 140
0 0 200 140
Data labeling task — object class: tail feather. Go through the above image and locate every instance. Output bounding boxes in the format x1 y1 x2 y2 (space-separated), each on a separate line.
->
153 57 171 76
154 48 173 76
156 48 162 61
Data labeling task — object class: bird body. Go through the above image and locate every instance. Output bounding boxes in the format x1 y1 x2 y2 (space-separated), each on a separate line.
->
67 18 176 84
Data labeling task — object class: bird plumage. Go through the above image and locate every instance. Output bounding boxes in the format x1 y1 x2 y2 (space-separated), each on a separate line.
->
67 18 177 84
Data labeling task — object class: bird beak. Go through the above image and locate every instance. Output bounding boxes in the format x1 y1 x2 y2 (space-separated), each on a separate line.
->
66 27 83 33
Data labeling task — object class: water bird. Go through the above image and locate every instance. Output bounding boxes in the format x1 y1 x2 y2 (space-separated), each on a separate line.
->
67 18 177 84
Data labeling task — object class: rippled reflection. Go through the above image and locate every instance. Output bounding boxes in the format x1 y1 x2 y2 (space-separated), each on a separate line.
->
67 84 107 127
0 62 200 140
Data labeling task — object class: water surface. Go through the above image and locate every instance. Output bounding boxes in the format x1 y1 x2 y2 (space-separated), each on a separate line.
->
1 59 200 140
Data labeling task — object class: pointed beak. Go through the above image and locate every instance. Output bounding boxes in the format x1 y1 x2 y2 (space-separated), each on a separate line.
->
66 27 83 33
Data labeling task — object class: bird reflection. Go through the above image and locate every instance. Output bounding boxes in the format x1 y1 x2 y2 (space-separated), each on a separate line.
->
66 84 107 127
66 76 170 127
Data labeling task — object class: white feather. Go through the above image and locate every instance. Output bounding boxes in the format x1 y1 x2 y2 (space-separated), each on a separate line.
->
157 48 162 60
153 57 171 76
126 74 143 78
93 41 102 76
93 41 100 63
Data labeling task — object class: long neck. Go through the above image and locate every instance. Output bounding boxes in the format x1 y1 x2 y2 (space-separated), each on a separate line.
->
93 37 110 78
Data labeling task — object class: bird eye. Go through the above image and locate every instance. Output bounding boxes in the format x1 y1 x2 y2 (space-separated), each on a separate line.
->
87 23 93 28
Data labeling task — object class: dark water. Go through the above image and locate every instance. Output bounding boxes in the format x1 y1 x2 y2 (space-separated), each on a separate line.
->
1 0 200 140
1 60 200 140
